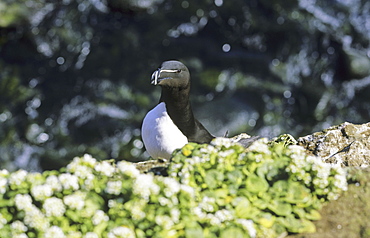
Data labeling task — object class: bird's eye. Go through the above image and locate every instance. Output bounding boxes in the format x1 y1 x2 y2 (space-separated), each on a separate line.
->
176 69 181 73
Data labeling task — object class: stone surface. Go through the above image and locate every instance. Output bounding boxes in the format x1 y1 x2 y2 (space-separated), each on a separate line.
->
297 122 370 167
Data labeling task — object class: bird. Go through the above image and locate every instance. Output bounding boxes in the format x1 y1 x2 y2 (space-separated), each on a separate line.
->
141 60 214 159
141 60 259 159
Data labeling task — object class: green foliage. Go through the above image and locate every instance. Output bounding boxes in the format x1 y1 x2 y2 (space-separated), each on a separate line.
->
169 138 348 237
0 139 347 237
0 155 197 238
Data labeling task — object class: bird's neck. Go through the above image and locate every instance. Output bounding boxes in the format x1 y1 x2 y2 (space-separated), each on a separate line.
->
159 86 196 135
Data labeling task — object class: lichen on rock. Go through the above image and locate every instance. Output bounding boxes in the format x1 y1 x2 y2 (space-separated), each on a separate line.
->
297 122 370 167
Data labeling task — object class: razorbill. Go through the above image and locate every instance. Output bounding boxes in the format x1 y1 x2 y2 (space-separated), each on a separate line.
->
141 60 214 159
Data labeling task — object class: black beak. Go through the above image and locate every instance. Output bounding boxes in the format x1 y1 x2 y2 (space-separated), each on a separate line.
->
151 68 179 85
151 68 161 85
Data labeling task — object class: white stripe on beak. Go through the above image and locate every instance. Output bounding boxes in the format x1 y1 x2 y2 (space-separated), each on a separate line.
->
151 69 178 85
151 68 160 85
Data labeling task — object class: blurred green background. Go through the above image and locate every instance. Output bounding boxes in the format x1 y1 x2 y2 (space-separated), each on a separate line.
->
0 0 369 171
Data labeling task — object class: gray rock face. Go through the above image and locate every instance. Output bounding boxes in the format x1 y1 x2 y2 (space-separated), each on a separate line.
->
297 122 370 167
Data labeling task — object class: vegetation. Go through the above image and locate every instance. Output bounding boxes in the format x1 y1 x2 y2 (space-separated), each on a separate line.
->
0 139 347 237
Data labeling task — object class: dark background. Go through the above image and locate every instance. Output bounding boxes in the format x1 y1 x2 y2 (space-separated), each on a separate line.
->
1 0 369 171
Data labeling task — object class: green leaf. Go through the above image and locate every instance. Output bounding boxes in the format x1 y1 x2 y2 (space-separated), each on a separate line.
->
94 221 109 235
234 197 252 219
245 174 269 194
305 209 322 220
271 180 289 196
205 169 224 189
226 170 243 186
292 207 306 219
258 213 276 228
284 182 311 204
185 223 204 238
278 216 316 233
252 198 269 209
220 227 246 238
268 200 292 216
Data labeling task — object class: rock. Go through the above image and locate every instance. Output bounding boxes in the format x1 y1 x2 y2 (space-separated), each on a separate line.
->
297 122 370 167
136 122 370 173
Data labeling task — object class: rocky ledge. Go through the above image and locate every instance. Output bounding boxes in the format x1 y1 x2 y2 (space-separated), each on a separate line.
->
136 122 370 174
297 122 370 167
136 121 370 238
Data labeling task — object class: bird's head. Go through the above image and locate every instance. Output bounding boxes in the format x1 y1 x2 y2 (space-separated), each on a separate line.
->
151 60 190 89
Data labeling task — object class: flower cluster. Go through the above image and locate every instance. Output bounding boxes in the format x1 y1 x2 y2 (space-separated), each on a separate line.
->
0 155 196 238
170 138 348 237
286 145 348 200
0 137 348 238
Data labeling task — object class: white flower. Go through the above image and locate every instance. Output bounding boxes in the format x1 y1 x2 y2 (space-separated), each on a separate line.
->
170 208 180 223
333 173 348 192
67 231 82 237
84 232 99 238
199 196 216 212
215 209 233 222
130 204 146 220
72 165 93 180
108 199 117 208
107 226 135 238
247 138 270 155
23 205 49 230
63 192 85 210
31 184 53 201
0 170 9 194
158 197 170 206
0 177 7 194
67 155 96 173
236 219 256 238
15 194 33 210
82 173 96 190
92 210 109 225
132 174 159 200
193 206 206 219
0 213 7 229
200 145 218 154
9 170 28 186
13 234 28 238
218 149 235 158
44 226 65 238
45 175 62 192
162 177 180 197
313 162 331 179
180 184 195 196
11 220 28 233
155 215 174 230
67 156 95 179
105 181 122 195
26 173 43 184
288 145 306 154
59 173 79 190
95 161 115 177
211 137 233 148
208 214 221 225
116 161 140 178
43 197 65 217
82 154 97 166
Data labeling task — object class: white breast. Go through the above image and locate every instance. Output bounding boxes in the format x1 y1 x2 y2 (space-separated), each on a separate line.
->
141 102 188 159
